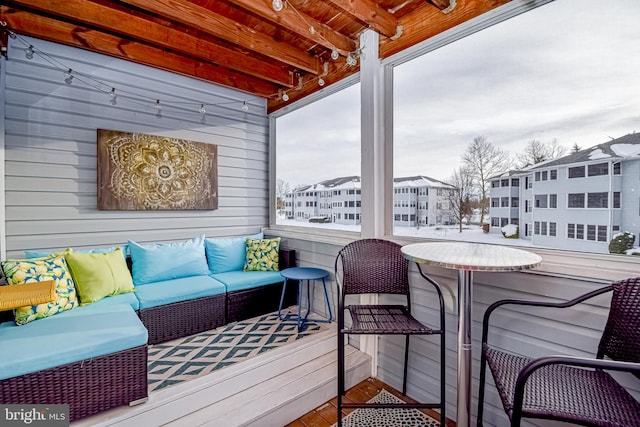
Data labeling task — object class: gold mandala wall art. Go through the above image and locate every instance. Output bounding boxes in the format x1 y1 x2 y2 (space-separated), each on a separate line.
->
97 129 218 210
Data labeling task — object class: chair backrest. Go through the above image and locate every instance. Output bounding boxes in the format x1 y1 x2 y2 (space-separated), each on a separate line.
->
597 277 640 372
336 239 410 297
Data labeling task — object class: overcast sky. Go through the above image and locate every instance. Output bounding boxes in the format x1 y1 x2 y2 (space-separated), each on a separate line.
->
276 0 640 187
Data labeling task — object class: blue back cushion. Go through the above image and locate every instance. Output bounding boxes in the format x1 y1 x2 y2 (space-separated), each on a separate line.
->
205 232 263 274
128 235 209 285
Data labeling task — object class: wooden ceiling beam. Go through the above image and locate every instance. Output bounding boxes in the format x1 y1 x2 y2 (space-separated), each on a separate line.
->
326 0 399 39
379 0 511 58
430 0 453 11
119 0 321 75
0 7 279 97
226 0 357 55
5 0 295 87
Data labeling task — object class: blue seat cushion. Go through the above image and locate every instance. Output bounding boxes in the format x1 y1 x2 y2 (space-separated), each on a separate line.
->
211 271 283 293
90 292 140 311
134 275 226 310
0 303 147 380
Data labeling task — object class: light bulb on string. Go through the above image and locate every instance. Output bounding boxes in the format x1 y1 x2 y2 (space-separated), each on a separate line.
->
282 92 289 102
241 101 249 112
318 77 325 87
109 88 117 105
331 48 339 60
25 45 34 60
272 0 284 12
309 26 315 35
64 68 74 84
199 104 206 115
346 53 357 67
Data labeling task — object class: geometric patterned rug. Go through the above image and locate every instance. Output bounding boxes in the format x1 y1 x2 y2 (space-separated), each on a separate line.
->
147 308 327 392
334 389 440 427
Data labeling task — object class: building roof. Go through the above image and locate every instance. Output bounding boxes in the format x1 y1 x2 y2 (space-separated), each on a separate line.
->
293 174 454 193
532 133 640 169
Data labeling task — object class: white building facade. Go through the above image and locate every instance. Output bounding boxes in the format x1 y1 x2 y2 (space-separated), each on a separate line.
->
285 175 454 226
489 134 640 253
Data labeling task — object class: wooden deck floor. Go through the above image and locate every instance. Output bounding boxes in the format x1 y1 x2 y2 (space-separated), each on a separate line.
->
286 377 456 427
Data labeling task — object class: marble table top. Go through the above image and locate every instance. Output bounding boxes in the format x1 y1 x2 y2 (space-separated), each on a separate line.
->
401 241 542 272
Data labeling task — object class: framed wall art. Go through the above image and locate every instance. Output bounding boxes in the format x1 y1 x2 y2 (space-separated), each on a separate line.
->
97 129 218 210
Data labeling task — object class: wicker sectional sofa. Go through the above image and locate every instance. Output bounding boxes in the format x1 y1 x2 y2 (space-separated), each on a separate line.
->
0 234 296 421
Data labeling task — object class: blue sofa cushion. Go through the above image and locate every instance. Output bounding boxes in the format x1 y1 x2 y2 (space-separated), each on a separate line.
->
0 303 147 380
90 292 140 311
211 271 284 293
205 232 263 274
134 275 226 310
128 235 210 285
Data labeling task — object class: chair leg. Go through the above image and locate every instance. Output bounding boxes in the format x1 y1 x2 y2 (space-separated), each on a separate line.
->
403 334 410 395
476 348 488 427
337 330 345 427
440 330 446 427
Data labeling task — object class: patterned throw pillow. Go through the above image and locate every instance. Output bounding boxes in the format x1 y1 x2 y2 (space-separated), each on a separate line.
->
1 256 79 325
243 238 280 272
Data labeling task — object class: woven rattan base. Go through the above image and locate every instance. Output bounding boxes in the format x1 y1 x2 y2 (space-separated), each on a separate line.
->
139 294 226 344
227 281 297 323
0 345 148 421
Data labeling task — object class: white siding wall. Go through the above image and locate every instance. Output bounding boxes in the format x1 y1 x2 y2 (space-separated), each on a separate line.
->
2 37 268 258
270 231 640 426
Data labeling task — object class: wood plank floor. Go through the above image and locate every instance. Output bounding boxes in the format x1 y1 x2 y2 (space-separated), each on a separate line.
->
286 377 456 427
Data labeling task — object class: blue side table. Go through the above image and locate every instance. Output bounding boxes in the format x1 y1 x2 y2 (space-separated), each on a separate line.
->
278 267 332 330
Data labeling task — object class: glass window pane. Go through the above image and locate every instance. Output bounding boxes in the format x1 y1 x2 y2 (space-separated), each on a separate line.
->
568 166 586 178
391 0 640 255
587 192 608 208
275 84 361 230
588 163 609 176
568 193 585 208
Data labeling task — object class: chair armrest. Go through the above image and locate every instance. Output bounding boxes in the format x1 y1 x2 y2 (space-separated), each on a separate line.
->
279 248 296 270
481 285 613 345
513 355 640 413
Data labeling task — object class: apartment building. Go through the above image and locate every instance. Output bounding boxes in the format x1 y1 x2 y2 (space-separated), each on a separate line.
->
284 175 454 226
489 133 640 253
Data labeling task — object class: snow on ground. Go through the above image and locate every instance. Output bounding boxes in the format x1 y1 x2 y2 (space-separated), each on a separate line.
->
275 218 532 247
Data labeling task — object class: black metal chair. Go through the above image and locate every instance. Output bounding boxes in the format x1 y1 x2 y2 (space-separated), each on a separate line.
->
335 238 446 427
477 277 640 426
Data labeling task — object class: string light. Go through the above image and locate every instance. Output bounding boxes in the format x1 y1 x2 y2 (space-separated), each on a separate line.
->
331 48 339 60
272 0 284 12
318 77 325 87
64 68 74 84
4 27 280 113
346 53 357 67
282 92 289 102
309 26 315 35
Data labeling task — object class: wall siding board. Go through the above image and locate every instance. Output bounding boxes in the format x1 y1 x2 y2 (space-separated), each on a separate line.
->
3 36 269 259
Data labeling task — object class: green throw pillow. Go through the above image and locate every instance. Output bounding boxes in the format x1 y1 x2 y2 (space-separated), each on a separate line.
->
65 248 135 305
243 237 280 272
1 256 79 325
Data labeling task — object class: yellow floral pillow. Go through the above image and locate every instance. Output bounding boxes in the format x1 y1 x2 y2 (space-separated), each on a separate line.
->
1 256 79 325
243 238 280 272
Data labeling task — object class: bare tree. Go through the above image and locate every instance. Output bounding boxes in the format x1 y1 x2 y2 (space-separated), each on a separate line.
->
276 179 290 215
462 136 510 225
447 166 475 233
516 138 567 168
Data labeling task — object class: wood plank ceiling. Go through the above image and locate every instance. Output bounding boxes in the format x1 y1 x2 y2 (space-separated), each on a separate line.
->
0 0 511 113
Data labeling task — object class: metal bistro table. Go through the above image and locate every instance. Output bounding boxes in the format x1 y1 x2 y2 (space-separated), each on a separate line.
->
278 267 332 330
401 242 542 427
